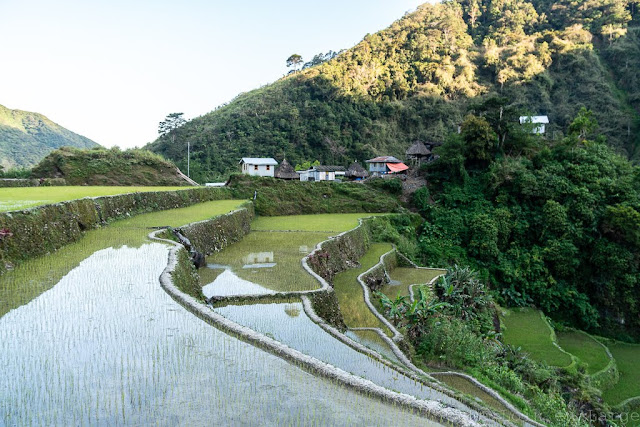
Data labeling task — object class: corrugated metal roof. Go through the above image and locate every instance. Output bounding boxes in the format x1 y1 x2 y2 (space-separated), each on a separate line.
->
313 165 346 172
366 156 403 163
519 116 549 124
239 157 279 165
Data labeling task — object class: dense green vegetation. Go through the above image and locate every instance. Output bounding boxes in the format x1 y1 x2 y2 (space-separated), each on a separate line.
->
376 266 598 425
147 0 640 182
0 104 99 169
415 110 640 341
30 146 191 186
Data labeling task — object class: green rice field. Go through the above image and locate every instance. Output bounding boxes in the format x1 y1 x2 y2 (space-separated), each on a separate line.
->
501 308 573 367
602 342 640 406
556 330 610 375
0 186 189 211
333 243 393 332
251 213 385 232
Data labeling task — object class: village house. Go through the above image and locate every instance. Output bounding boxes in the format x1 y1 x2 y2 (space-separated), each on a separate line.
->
345 161 369 181
365 156 409 176
405 141 434 166
274 159 300 180
519 116 549 134
239 157 278 177
299 165 346 182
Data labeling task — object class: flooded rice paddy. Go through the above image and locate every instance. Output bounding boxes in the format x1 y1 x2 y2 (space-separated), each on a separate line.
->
201 231 329 297
1 207 449 425
214 301 454 404
0 244 438 426
379 267 443 299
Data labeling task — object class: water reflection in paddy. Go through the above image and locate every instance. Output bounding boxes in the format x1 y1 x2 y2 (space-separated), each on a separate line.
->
201 231 330 297
0 244 440 426
380 267 444 299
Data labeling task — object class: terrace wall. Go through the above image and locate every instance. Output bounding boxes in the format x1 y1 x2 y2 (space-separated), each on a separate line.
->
0 187 232 275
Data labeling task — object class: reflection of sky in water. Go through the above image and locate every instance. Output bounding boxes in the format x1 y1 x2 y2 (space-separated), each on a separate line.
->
0 244 440 426
203 268 277 298
203 232 327 294
214 302 466 410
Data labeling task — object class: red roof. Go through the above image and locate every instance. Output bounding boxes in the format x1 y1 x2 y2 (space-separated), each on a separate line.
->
386 162 409 173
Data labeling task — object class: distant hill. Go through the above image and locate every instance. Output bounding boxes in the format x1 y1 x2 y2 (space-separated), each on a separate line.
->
31 147 194 186
0 104 100 170
146 0 640 182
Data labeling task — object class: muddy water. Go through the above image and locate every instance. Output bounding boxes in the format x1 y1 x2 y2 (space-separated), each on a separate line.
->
0 244 439 426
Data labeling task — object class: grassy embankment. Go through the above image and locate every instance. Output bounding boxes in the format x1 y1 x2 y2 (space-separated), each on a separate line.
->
0 186 189 212
228 175 400 216
0 199 245 317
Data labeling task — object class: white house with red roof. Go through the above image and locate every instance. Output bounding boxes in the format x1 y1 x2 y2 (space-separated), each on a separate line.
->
365 156 409 175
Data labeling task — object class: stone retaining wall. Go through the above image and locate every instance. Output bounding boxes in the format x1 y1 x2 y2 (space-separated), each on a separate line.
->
0 187 232 274
0 178 67 187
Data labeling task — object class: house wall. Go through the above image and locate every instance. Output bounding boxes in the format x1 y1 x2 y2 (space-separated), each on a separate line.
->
313 171 335 181
368 162 388 173
241 163 275 177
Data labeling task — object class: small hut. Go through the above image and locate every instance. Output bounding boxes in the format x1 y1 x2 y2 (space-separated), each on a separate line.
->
406 141 432 166
345 162 369 180
274 159 299 180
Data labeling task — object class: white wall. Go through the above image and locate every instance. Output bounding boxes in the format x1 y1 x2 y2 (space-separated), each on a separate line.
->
241 163 275 177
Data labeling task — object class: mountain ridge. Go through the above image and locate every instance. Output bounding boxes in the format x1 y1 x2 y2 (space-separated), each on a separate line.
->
146 0 640 182
0 104 100 170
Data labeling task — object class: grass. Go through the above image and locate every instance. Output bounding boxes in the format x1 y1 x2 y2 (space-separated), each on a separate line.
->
251 213 386 233
0 199 245 317
500 307 573 367
602 342 640 406
556 330 610 375
333 243 393 332
0 186 190 211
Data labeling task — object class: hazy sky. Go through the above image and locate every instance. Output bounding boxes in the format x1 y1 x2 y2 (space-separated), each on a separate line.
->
0 0 426 148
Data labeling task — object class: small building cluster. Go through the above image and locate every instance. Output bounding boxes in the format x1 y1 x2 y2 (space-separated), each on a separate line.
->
239 139 448 181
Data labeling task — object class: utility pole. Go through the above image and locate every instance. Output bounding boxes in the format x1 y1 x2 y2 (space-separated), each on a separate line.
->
187 141 190 178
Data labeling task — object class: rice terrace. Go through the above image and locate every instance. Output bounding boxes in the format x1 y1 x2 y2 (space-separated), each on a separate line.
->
3 0 640 425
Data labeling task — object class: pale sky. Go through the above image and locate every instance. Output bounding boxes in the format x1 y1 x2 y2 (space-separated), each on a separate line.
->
0 0 426 149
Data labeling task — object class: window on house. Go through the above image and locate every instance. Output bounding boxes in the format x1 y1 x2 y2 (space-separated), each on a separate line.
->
266 165 270 171
254 165 258 171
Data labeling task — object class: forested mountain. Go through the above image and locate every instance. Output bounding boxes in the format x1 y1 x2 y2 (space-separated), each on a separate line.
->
0 104 99 170
147 0 640 181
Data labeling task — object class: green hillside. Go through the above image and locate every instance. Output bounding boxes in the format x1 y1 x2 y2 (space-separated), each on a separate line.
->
146 0 640 182
0 104 99 170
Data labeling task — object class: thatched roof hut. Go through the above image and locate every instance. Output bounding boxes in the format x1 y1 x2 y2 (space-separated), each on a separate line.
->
406 141 431 157
345 162 369 180
274 159 299 180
